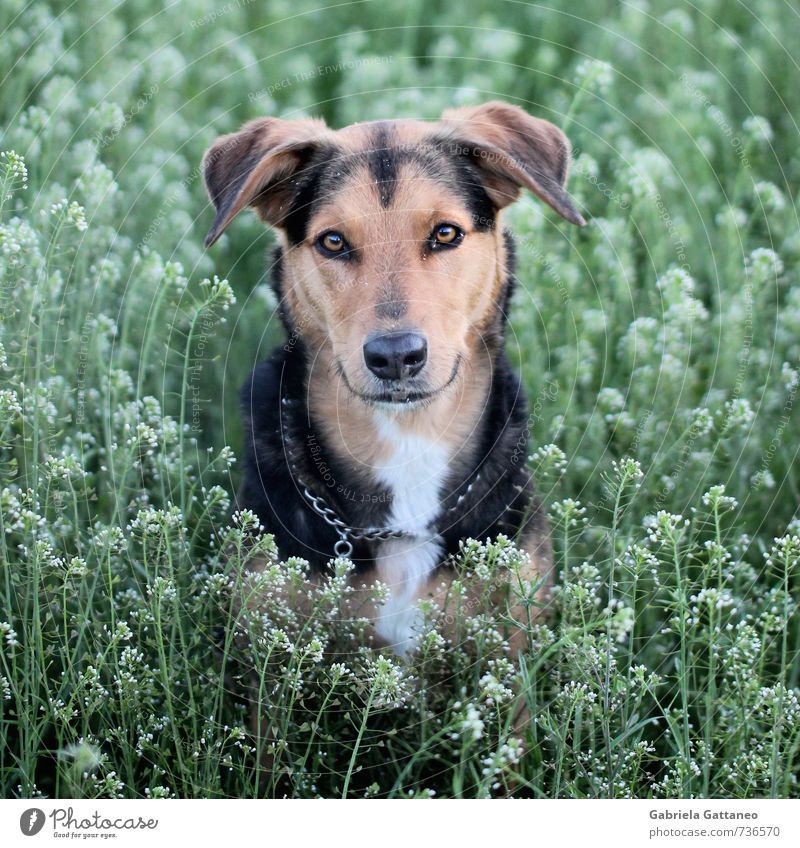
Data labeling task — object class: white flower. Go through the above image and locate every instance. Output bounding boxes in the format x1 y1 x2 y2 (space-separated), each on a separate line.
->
753 181 786 213
200 275 236 311
460 704 485 742
529 443 567 475
550 498 587 528
0 622 20 649
66 200 88 231
722 398 755 429
607 602 635 643
690 407 715 436
751 469 776 490
742 115 773 145
627 148 677 200
781 362 799 392
364 655 410 708
0 150 28 187
645 511 689 544
479 673 514 706
147 577 177 603
574 59 614 94
0 389 22 417
747 248 784 283
612 457 644 487
661 8 694 36
715 206 747 229
702 484 738 513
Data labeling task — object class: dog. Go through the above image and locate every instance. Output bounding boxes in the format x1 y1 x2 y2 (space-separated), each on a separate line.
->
203 101 585 657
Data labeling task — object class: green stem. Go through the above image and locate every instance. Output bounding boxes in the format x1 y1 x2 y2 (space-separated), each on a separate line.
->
341 686 376 798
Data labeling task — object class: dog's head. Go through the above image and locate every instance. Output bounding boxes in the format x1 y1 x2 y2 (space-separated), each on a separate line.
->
203 102 585 408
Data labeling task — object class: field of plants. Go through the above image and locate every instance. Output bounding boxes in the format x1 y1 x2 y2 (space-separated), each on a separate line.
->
1 0 799 798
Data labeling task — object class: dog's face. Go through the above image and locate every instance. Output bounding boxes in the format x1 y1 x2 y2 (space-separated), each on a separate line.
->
203 103 584 408
275 126 506 405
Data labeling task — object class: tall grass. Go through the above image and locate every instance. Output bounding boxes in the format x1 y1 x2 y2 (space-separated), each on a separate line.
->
1 0 799 797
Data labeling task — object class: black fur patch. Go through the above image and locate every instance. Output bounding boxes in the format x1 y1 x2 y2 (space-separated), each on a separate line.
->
367 122 399 207
282 145 344 246
446 155 497 231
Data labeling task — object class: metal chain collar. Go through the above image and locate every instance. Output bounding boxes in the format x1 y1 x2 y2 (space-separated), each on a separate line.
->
299 485 411 558
279 396 520 559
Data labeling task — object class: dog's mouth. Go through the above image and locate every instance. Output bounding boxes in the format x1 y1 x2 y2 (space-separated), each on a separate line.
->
337 356 462 407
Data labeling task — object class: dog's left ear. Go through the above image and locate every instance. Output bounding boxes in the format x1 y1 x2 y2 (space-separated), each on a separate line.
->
202 115 329 247
439 101 586 226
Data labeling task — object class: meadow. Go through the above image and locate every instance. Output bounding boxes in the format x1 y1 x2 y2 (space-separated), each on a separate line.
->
1 0 799 798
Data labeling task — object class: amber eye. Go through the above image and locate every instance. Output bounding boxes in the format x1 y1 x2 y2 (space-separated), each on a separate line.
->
431 223 463 247
317 231 348 255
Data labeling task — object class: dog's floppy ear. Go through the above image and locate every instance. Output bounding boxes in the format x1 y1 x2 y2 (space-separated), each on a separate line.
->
439 101 586 226
202 116 329 247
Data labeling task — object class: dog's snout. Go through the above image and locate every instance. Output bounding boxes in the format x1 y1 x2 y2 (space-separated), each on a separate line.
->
363 332 428 381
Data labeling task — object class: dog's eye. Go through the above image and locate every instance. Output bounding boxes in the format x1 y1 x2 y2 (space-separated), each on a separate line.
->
316 231 349 256
430 223 464 248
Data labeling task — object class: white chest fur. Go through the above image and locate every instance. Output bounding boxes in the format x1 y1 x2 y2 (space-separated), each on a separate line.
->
372 416 449 655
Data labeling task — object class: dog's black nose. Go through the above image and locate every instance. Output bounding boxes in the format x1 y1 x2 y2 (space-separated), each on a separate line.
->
363 332 427 380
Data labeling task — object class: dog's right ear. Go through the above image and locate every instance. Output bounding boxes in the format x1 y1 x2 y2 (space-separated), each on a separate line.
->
202 116 328 247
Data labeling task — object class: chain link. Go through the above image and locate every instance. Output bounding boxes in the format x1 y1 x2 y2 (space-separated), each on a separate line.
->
301 486 411 542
